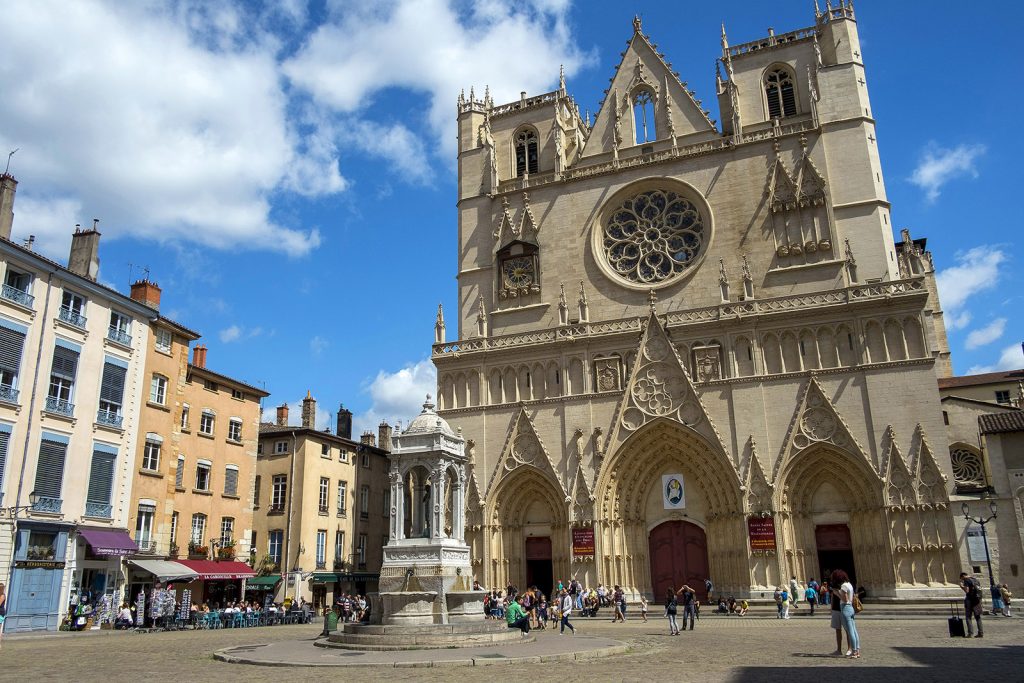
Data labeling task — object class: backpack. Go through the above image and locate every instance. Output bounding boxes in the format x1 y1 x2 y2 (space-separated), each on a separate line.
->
966 578 981 602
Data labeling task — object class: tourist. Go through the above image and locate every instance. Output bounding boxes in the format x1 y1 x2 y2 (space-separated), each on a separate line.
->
727 596 737 614
990 583 1004 616
819 580 831 607
639 594 648 622
808 577 820 604
597 583 608 607
704 578 714 603
537 596 548 629
805 583 818 615
774 587 784 619
115 602 133 630
559 588 576 634
665 588 679 635
999 584 1012 616
505 595 530 634
780 586 791 619
473 579 482 591
716 597 728 614
832 569 861 658
960 572 983 638
789 576 800 611
736 599 748 616
611 585 625 622
676 585 696 631
827 574 848 655
0 583 7 645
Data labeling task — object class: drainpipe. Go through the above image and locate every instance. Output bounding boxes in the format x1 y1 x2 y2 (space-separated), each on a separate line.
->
5 271 54 593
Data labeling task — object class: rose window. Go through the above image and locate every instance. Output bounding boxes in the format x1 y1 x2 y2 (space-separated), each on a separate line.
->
950 448 985 488
601 189 707 286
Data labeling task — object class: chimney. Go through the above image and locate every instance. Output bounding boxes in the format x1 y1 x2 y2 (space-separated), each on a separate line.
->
191 344 207 368
0 173 17 240
336 404 352 440
360 431 376 447
378 421 392 452
275 403 289 426
68 219 101 280
301 391 316 428
130 279 162 309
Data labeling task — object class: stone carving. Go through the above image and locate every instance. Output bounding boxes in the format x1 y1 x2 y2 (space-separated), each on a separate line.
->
594 356 622 392
693 346 721 382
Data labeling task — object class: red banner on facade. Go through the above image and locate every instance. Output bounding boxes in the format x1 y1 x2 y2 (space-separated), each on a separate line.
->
747 516 777 551
572 527 595 557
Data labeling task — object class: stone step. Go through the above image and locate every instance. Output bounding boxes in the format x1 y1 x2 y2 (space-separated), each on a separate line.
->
321 625 532 651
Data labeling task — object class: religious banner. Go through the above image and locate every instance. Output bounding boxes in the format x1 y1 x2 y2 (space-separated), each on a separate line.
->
747 516 777 551
572 526 595 557
662 474 685 509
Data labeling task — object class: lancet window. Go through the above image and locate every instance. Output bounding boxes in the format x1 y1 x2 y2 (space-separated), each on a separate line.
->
632 89 656 144
764 67 797 119
514 128 539 176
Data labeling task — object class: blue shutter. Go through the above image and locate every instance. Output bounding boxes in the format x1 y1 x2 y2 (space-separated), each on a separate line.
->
87 449 116 504
34 437 68 499
50 345 79 381
0 424 11 489
0 325 26 379
99 362 127 406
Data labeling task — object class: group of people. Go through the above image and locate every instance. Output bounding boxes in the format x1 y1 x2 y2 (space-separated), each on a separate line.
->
960 572 1014 638
333 593 370 623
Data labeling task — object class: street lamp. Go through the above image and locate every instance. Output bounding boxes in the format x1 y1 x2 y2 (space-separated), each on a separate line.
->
0 490 38 517
962 499 998 588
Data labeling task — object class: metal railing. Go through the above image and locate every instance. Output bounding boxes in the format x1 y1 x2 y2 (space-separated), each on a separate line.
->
1 284 34 308
107 326 132 347
44 395 74 416
0 384 19 404
96 409 123 428
85 501 113 518
57 306 87 329
31 496 63 513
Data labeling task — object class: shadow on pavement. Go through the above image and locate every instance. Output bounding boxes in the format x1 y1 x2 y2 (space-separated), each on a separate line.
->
729 645 1024 682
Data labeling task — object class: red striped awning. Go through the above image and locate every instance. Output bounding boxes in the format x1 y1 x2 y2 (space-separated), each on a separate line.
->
174 559 256 580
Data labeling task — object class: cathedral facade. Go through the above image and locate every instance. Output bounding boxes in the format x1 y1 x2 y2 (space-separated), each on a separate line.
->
433 4 961 601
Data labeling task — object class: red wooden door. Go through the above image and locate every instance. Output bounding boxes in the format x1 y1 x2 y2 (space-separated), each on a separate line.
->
815 524 852 551
525 536 552 560
648 521 709 601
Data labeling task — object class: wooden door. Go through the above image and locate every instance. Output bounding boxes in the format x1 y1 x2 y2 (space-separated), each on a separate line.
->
648 521 709 601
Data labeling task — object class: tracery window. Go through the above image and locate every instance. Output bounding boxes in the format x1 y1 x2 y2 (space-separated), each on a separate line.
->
632 89 656 144
600 188 707 286
764 67 797 119
950 447 986 490
515 128 538 176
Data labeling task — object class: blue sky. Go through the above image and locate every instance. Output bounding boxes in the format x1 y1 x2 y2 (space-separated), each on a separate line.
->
1 0 1020 431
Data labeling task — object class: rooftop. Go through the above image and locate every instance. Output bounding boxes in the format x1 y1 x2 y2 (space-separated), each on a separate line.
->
979 410 1024 435
938 369 1024 390
258 423 389 455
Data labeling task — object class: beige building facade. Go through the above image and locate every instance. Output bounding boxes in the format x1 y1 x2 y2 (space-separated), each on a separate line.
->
434 7 963 601
254 394 389 608
126 301 267 605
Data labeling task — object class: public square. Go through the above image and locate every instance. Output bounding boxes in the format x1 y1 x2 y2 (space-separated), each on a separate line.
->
3 613 1022 682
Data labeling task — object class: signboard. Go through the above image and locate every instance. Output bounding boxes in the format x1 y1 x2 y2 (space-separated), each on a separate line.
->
662 474 686 509
747 516 777 551
966 528 988 563
14 560 66 570
572 527 595 557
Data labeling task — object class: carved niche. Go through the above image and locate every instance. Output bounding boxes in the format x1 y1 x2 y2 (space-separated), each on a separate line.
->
692 345 722 382
593 355 622 392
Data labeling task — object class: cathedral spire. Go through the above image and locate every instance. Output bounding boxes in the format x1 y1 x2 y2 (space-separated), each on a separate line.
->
721 22 729 55
558 283 568 325
434 303 446 344
633 14 642 34
559 64 566 94
577 281 589 323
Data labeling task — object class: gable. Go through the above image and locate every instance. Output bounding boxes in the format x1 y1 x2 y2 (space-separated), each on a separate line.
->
486 407 567 499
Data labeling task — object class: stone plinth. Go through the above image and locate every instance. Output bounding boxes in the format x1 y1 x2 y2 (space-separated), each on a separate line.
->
380 591 437 626
445 591 486 623
320 621 531 651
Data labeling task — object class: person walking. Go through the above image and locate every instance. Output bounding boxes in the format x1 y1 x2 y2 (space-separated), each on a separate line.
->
611 585 625 623
805 583 818 616
789 576 800 611
831 569 860 658
999 584 1012 617
0 583 6 648
774 587 784 619
960 572 983 638
704 578 714 603
665 588 679 635
676 585 696 631
640 594 648 623
559 589 576 635
990 583 1004 617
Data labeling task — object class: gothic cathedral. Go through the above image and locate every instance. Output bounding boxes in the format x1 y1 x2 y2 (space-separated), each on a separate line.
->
433 5 960 600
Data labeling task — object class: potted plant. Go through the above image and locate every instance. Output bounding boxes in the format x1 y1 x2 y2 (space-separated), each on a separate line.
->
216 541 236 560
168 542 179 558
187 541 208 559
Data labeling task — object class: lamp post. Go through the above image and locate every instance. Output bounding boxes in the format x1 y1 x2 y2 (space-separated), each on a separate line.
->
961 499 998 588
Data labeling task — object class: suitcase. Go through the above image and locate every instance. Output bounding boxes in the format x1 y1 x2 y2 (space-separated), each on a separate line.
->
948 600 966 638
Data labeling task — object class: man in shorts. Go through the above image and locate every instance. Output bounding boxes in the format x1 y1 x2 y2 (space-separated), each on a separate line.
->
829 577 849 655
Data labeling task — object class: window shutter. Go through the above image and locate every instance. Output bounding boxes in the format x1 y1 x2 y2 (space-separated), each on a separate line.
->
51 345 79 380
87 450 116 504
175 457 185 488
0 426 10 488
224 467 238 496
34 438 67 499
0 326 26 377
99 362 127 406
781 82 796 117
766 84 782 119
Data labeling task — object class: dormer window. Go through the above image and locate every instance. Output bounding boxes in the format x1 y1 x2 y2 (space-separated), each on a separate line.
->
764 67 797 119
515 128 538 176
632 89 656 144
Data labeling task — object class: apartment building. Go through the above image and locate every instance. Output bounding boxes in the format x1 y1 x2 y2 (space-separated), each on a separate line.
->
254 394 389 609
0 173 156 631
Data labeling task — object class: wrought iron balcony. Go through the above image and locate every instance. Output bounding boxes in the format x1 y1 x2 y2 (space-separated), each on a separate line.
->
85 501 112 518
0 384 19 404
1 284 34 308
315 561 326 570
44 395 74 417
136 537 154 553
96 409 123 428
31 496 63 513
57 306 87 329
107 326 132 347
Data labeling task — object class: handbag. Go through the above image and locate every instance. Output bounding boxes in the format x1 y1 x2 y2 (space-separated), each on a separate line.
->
852 596 863 614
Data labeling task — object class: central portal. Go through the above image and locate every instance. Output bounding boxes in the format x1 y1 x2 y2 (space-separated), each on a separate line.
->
815 523 856 585
649 521 709 601
525 536 553 597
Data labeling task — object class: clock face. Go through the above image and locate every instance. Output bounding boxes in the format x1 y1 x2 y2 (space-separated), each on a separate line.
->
502 256 535 288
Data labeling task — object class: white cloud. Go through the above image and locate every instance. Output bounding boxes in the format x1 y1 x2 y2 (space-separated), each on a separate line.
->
0 1 335 258
219 325 242 343
965 318 1006 350
283 0 592 161
310 335 329 355
935 247 1007 331
966 343 1024 375
909 143 985 202
353 359 437 436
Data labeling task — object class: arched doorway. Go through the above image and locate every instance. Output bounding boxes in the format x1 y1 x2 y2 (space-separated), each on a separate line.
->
649 521 709 601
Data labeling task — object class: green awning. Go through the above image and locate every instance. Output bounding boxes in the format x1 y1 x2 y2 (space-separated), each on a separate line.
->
311 573 338 583
245 574 281 587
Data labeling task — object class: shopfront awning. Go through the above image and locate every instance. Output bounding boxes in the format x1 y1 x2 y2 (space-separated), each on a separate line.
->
79 528 138 556
245 574 281 587
175 559 256 580
311 573 338 583
128 558 199 583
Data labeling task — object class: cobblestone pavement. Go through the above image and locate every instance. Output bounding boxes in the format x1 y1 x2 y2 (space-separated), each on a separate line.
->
3 614 1022 682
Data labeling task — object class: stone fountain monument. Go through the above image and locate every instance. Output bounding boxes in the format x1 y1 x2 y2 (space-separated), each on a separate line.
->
323 396 527 649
